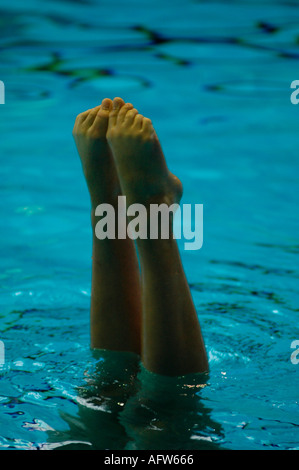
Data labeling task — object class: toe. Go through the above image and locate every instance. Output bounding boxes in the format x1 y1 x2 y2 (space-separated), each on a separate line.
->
73 109 90 133
108 97 125 128
142 117 154 138
101 98 112 113
117 102 134 123
91 101 112 135
133 113 144 130
123 108 138 126
112 97 125 110
82 105 102 129
142 117 152 130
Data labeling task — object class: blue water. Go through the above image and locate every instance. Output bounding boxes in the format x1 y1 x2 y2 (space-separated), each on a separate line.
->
0 0 299 450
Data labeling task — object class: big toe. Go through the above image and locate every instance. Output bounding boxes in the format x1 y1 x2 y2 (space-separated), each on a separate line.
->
101 98 113 114
108 97 125 126
112 97 125 109
91 99 112 136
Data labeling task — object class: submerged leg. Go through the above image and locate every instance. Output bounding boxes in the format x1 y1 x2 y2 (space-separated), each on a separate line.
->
107 99 209 376
72 97 142 355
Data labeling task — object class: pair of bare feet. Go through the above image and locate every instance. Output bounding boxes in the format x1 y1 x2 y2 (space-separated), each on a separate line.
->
72 97 208 377
72 97 182 212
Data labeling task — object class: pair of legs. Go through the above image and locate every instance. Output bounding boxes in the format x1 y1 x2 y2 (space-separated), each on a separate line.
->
72 97 208 376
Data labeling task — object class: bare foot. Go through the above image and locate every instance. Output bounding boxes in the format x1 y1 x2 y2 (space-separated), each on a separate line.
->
73 97 132 208
106 98 183 209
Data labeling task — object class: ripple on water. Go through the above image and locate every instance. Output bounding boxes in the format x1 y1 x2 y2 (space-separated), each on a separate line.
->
1 0 299 451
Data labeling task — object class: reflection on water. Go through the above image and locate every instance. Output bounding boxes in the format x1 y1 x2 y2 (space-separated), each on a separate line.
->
45 350 224 450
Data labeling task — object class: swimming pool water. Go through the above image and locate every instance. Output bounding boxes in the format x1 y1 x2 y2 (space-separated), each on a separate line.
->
0 0 299 450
